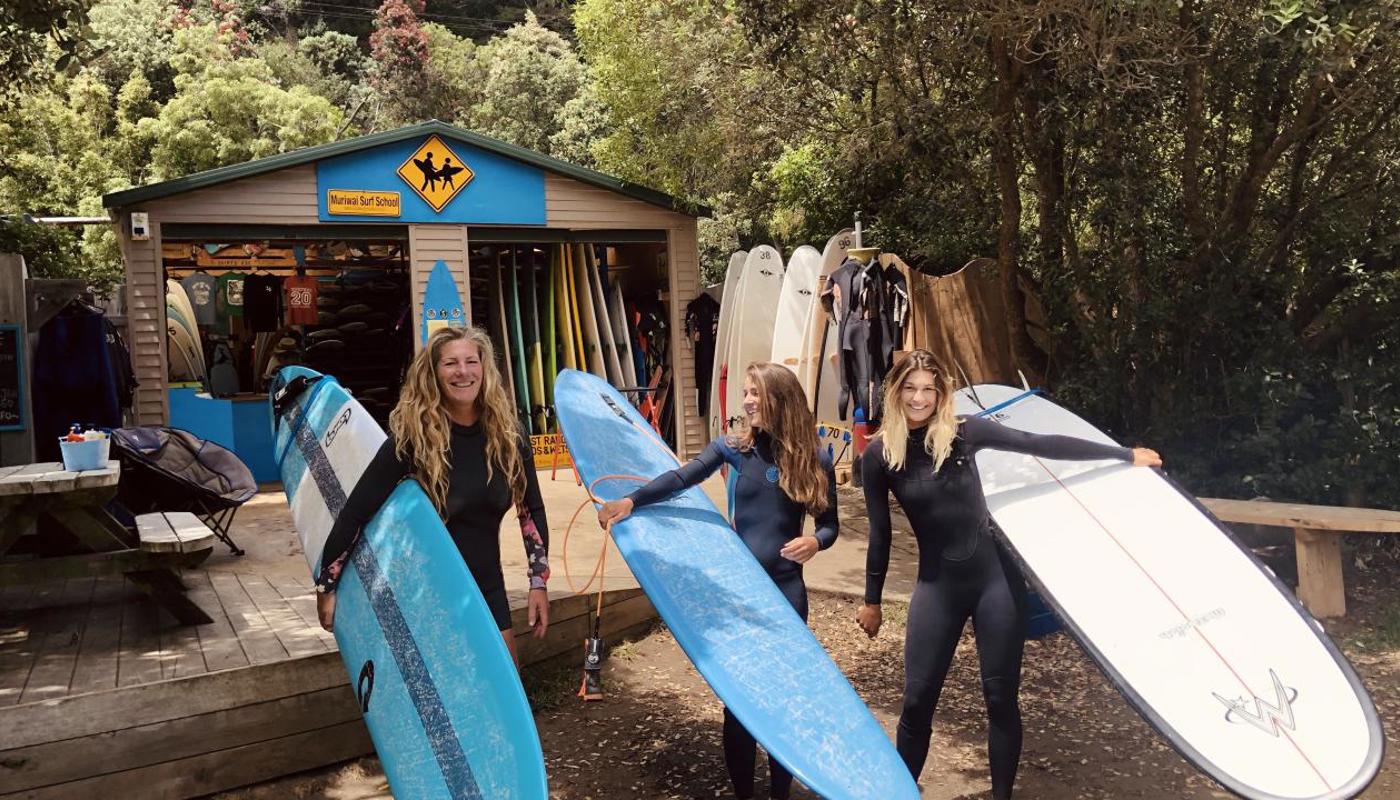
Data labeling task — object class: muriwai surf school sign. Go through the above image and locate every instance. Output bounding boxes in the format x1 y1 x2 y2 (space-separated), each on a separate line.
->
316 134 545 225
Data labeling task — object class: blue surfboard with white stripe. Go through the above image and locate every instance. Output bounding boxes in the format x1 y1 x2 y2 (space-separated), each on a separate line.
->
271 366 547 799
554 368 918 800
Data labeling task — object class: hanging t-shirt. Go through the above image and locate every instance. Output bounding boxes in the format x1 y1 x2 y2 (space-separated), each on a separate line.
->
243 274 283 332
181 272 220 326
219 271 248 318
684 293 721 419
282 275 320 326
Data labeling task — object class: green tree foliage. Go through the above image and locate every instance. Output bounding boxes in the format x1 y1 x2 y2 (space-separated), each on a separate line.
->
0 0 94 105
574 0 790 214
420 22 484 125
468 11 588 156
720 0 1400 505
86 0 177 97
2 0 1393 509
143 24 343 178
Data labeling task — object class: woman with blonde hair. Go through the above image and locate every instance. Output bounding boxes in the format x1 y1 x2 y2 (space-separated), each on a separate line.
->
314 326 551 661
857 349 1160 798
597 361 837 800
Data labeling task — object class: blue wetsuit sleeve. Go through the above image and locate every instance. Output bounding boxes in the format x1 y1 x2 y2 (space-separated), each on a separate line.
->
516 433 551 590
960 415 1133 463
860 440 892 605
812 451 839 550
316 436 411 591
626 437 730 508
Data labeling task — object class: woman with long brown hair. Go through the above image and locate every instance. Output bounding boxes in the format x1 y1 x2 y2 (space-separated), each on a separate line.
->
314 326 551 662
597 361 838 800
857 349 1160 798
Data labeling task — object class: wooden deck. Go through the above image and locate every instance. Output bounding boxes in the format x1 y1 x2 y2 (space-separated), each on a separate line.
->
0 484 657 799
0 570 334 708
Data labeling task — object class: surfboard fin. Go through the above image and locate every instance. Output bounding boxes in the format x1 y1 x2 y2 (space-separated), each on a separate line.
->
954 362 984 410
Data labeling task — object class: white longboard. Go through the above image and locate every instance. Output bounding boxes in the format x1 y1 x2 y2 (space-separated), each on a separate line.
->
722 245 783 432
801 231 852 429
771 245 822 374
955 385 1382 800
708 250 746 439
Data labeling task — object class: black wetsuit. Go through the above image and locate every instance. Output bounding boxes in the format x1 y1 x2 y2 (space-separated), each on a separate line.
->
862 416 1131 798
627 432 839 800
316 422 550 631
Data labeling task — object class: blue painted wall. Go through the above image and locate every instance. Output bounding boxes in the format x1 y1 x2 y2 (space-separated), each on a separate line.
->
316 135 546 224
169 388 278 483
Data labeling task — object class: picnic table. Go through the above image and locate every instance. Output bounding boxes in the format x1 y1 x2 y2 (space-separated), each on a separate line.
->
0 461 214 625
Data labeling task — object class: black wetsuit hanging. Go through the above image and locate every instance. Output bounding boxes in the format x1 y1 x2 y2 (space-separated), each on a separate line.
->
876 263 909 378
315 423 551 631
821 256 878 421
626 432 839 800
862 416 1131 798
684 293 721 418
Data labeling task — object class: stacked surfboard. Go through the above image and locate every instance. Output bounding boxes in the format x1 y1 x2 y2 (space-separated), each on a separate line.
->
165 279 207 384
709 232 855 462
483 243 648 436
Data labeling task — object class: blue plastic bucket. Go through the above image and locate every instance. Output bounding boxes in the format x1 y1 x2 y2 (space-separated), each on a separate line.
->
58 438 110 472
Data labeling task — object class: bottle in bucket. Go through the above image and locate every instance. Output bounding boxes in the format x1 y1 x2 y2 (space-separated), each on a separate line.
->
59 423 109 471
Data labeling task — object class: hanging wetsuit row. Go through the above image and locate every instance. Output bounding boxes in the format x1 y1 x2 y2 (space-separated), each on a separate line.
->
818 252 909 422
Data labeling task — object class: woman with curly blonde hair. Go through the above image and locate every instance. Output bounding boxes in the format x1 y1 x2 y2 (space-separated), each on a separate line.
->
597 361 838 800
314 326 550 663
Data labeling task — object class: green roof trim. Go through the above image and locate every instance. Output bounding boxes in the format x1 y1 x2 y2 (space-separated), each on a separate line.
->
102 120 710 217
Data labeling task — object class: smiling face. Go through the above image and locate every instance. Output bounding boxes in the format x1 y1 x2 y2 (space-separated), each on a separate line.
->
435 338 484 411
742 377 764 429
900 369 940 427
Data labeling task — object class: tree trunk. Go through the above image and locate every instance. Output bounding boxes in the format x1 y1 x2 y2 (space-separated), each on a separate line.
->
988 35 1047 386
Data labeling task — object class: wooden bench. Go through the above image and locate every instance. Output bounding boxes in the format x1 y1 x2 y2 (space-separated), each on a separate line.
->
136 512 217 556
129 512 217 625
1200 497 1400 618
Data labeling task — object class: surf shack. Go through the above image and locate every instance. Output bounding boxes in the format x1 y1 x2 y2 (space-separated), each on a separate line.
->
104 120 710 479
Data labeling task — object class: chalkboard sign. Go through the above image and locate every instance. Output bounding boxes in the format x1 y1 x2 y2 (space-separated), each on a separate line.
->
0 324 24 432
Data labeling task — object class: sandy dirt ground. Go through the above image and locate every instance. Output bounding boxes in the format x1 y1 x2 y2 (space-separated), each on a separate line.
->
210 484 1400 795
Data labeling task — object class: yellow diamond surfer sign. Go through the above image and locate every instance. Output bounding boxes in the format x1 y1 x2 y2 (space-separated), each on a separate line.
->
397 135 473 212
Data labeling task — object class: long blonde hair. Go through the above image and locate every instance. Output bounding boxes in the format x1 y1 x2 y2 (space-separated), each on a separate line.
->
736 362 829 514
876 349 960 473
389 326 526 513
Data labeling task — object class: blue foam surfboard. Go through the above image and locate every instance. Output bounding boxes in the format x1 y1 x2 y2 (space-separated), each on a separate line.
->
422 260 468 345
554 369 918 800
271 366 547 799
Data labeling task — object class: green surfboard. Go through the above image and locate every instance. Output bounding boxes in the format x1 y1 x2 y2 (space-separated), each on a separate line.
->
524 247 546 435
